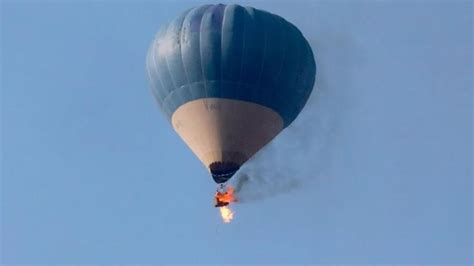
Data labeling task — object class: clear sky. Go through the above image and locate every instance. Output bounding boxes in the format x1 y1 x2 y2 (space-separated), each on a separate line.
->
2 0 472 264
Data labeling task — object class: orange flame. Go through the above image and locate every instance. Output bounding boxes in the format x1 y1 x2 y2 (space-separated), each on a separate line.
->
219 205 234 223
215 186 236 223
215 186 236 204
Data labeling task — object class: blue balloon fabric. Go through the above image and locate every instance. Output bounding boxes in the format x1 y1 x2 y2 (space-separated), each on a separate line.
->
146 4 316 127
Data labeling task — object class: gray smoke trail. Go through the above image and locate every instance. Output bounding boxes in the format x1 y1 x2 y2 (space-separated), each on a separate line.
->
230 30 360 202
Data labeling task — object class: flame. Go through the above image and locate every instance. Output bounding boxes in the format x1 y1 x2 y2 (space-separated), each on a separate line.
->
215 186 236 204
219 205 234 223
215 186 236 223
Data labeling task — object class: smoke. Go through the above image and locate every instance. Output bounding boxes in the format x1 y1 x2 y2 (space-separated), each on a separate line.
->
231 170 301 203
231 29 361 202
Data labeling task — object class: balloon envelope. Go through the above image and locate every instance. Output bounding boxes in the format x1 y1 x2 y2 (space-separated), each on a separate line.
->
146 4 316 183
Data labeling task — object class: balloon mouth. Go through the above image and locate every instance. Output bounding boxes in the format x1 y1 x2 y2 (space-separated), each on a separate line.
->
209 161 240 183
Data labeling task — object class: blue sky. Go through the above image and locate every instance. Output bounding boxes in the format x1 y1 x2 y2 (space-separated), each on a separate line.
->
2 1 472 264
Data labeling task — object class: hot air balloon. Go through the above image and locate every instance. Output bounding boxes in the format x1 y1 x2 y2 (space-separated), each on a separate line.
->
146 4 316 185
